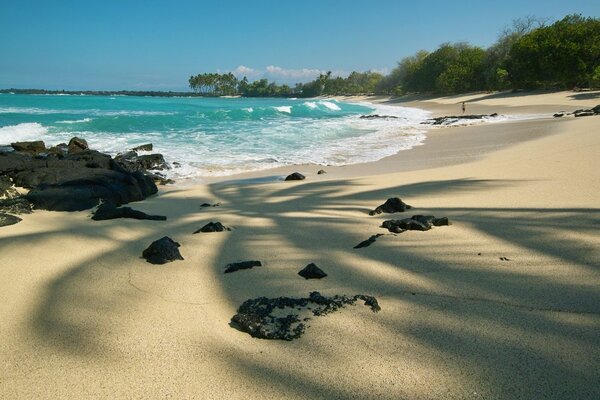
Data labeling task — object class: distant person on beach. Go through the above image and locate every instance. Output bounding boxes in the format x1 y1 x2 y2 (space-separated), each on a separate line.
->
461 102 466 114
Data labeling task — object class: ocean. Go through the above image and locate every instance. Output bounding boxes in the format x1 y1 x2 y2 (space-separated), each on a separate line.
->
0 93 432 180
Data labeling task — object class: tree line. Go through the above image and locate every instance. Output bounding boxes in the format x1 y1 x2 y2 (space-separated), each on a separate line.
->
189 14 599 97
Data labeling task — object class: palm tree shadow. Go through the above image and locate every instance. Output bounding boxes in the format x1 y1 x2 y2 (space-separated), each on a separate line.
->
19 175 600 398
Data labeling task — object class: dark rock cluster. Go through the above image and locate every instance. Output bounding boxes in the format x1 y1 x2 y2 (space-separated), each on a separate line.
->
0 138 159 212
142 236 184 264
422 113 499 125
381 215 450 233
231 291 381 340
224 260 262 274
92 202 166 221
369 197 412 215
554 105 600 118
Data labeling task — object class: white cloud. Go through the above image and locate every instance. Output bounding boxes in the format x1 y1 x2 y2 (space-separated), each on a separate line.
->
232 65 262 78
264 65 324 81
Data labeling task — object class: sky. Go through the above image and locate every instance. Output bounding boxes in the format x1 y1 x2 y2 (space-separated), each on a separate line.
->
1 0 599 91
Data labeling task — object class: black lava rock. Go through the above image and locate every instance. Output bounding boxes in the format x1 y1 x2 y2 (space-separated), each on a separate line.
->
11 141 46 154
68 137 89 154
298 263 327 279
92 202 166 221
359 114 398 119
0 197 33 215
354 234 385 249
231 291 380 340
369 197 412 215
200 202 221 208
193 221 230 233
284 172 305 181
317 169 327 174
422 113 500 125
142 236 184 265
381 215 450 233
131 143 153 152
0 213 21 227
224 260 262 274
1 144 158 212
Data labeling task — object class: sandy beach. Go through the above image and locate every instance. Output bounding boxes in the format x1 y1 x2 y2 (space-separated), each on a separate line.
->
1 91 599 399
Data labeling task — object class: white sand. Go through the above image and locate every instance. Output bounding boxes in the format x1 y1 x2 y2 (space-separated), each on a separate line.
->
1 91 599 399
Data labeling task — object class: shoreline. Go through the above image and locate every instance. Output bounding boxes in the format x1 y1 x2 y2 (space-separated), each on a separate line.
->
193 90 588 186
2 90 599 399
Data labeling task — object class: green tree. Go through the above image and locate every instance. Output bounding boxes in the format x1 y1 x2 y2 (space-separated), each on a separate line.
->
507 14 600 88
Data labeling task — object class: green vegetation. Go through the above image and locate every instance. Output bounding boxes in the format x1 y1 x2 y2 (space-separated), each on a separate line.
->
188 14 600 97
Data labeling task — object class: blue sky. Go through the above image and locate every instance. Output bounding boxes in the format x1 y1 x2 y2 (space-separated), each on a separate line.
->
1 0 598 90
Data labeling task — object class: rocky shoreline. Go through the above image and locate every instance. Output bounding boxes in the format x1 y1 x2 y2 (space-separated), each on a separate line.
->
0 137 170 223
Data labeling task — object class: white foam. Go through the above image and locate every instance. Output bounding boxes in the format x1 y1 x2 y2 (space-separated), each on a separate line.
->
274 106 292 114
56 118 93 124
320 101 341 111
303 101 318 109
242 107 253 113
0 107 174 117
0 123 49 144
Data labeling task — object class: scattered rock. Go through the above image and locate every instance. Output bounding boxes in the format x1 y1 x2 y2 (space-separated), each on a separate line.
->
172 161 181 168
11 141 46 154
131 143 153 152
369 197 412 215
553 112 565 118
381 215 450 233
359 114 398 119
231 291 380 340
354 234 385 249
68 137 89 154
285 172 305 181
224 260 262 274
142 236 184 264
422 113 499 125
298 263 327 279
317 169 327 175
574 110 595 117
499 257 511 261
200 202 221 208
193 221 230 233
91 202 166 221
0 213 21 227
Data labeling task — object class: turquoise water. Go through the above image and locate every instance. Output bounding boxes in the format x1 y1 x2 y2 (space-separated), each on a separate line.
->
0 93 431 179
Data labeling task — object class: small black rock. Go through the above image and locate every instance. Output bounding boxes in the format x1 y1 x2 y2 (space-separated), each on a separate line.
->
369 197 412 215
285 172 305 181
317 169 326 174
298 263 327 279
224 260 262 273
142 236 184 264
0 213 22 227
92 202 166 221
193 221 230 233
354 234 385 249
